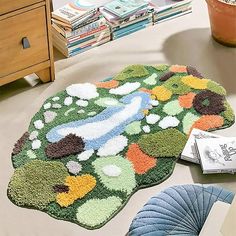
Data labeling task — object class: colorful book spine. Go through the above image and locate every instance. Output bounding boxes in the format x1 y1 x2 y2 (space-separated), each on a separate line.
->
104 0 148 18
52 11 99 30
113 8 153 25
100 7 150 24
113 24 152 40
69 35 110 53
71 12 101 30
70 11 97 28
52 1 97 24
68 25 109 43
113 21 152 39
68 30 110 47
69 37 110 57
64 17 107 38
157 9 192 23
111 14 152 31
157 1 192 13
113 18 151 36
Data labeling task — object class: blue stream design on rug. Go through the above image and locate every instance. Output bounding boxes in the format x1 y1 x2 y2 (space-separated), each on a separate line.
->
46 91 151 150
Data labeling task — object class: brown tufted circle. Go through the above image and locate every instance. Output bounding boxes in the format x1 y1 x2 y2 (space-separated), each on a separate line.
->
193 90 225 115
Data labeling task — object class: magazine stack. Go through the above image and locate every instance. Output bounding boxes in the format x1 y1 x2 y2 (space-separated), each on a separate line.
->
150 0 192 24
51 0 193 57
100 0 153 40
181 128 236 174
51 1 111 57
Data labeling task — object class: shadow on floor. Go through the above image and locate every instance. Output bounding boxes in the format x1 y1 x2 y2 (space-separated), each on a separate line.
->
178 159 236 186
162 28 236 95
190 163 236 186
0 77 41 102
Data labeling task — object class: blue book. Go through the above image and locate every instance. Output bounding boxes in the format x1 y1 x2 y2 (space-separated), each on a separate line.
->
113 18 151 35
158 9 191 22
68 35 95 47
113 21 151 39
69 38 109 56
158 2 191 14
69 44 93 56
113 25 149 39
104 0 148 18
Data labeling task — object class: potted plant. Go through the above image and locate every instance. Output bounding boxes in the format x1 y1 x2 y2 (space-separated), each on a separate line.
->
205 0 236 47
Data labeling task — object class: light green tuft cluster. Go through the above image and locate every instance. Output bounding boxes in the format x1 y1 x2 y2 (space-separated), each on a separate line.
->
8 160 68 209
114 65 149 81
138 128 188 157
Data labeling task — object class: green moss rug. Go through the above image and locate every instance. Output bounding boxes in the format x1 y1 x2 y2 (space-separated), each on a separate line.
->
8 64 235 229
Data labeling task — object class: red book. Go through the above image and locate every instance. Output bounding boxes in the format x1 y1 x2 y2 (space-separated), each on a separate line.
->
68 25 108 43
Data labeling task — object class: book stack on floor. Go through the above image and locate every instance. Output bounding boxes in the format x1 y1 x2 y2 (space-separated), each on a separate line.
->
51 1 111 57
51 0 193 57
150 0 192 24
100 0 153 40
181 128 236 174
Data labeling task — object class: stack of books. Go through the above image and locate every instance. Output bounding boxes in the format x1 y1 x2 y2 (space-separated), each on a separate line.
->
181 128 236 174
100 0 153 40
51 0 193 57
150 0 192 24
51 1 111 57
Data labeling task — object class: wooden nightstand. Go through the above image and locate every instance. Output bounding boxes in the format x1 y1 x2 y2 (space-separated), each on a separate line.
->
0 0 55 86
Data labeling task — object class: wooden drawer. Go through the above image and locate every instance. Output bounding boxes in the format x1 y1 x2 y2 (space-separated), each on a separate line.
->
0 0 43 15
0 6 49 78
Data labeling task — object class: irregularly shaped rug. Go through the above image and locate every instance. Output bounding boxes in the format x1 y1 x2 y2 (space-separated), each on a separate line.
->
129 184 235 235
8 64 235 229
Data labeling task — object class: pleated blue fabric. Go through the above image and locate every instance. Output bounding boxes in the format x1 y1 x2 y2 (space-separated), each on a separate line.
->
129 185 234 236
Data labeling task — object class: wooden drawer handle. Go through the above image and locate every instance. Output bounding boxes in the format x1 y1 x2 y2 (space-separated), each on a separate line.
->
22 37 31 49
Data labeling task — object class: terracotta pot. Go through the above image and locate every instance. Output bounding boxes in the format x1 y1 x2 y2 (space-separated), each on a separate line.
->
206 0 236 47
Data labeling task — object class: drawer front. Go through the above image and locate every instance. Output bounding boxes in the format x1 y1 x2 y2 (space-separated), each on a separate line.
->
0 0 42 15
0 6 49 78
